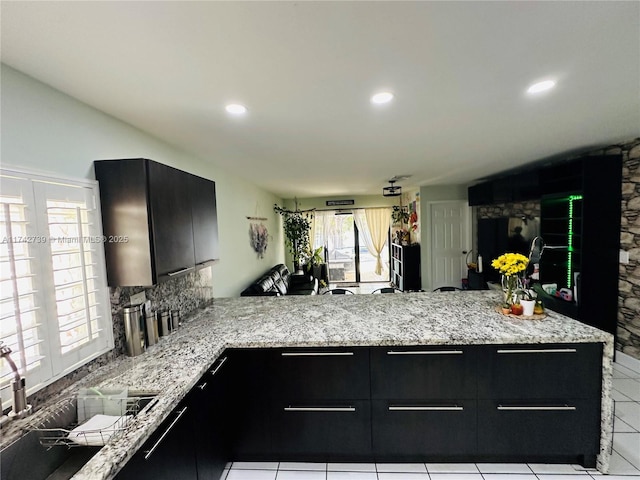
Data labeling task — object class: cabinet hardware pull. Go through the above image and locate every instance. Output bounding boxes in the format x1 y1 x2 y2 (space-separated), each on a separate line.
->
387 350 463 355
284 406 356 412
197 382 207 390
167 266 195 277
210 356 228 376
497 405 577 411
281 352 354 357
388 405 463 411
496 348 577 354
143 406 188 460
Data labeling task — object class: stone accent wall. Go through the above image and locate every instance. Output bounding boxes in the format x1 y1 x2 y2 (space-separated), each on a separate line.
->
606 139 640 359
476 201 540 220
26 267 213 409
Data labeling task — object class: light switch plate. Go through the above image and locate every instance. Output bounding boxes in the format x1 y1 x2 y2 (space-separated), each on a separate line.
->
130 291 146 306
620 250 630 265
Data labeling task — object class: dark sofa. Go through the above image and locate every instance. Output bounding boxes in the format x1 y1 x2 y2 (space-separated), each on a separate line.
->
240 264 318 296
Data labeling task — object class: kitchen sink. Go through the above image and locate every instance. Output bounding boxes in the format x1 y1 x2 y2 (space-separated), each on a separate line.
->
0 391 157 480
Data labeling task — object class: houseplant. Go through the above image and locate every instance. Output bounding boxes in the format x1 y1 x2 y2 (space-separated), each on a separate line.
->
392 206 410 245
305 246 326 279
274 204 313 272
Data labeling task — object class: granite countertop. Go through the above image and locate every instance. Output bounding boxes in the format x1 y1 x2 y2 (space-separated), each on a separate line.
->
2 291 615 478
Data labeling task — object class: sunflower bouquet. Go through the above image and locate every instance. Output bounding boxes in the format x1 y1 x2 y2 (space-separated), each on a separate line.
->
492 252 529 305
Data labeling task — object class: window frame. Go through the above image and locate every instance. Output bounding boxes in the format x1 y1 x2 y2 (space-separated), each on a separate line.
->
0 167 114 409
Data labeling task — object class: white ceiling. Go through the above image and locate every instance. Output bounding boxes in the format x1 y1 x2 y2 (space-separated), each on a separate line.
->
2 1 639 199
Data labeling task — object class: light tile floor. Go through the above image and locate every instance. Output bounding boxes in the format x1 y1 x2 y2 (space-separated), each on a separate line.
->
222 356 640 479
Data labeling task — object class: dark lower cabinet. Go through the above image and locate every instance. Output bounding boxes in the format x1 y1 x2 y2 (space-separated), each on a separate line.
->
193 355 230 480
372 399 476 460
477 343 602 400
272 400 372 461
477 399 600 467
226 349 273 460
370 346 477 399
116 343 605 477
272 347 370 400
116 357 230 480
116 396 198 480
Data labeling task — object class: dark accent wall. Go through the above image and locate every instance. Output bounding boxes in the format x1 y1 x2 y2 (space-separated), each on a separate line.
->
473 137 640 360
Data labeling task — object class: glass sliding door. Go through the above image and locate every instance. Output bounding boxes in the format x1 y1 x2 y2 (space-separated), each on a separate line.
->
313 210 390 284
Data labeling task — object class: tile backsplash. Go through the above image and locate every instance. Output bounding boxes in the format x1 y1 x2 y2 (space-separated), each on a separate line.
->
26 267 214 409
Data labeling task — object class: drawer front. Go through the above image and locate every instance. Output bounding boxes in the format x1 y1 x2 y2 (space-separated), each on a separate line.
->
272 400 372 460
371 346 477 399
372 399 477 458
477 343 602 399
477 399 600 457
272 347 370 400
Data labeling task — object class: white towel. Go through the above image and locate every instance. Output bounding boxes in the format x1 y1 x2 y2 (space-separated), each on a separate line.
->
68 414 130 446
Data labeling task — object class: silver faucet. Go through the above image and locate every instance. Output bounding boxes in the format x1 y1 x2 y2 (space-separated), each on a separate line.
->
1 341 32 421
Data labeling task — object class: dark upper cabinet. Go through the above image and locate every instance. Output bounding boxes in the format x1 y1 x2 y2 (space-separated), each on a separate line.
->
468 171 540 206
94 159 219 286
147 161 195 279
189 174 219 266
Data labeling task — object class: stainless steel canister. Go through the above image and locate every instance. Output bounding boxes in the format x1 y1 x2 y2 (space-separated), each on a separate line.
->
171 309 180 330
123 305 145 356
159 310 171 336
145 310 158 346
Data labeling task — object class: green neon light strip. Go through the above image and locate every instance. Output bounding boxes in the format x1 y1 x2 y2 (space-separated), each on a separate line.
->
567 195 583 288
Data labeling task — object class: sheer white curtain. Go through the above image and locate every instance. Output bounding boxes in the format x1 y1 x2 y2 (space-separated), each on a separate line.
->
311 210 334 256
354 207 392 275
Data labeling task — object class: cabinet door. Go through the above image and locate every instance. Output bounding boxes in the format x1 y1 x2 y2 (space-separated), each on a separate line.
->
371 346 476 399
272 347 370 400
190 175 219 266
477 398 600 462
272 400 372 461
116 398 197 480
192 355 230 480
477 343 602 400
147 161 195 280
372 399 476 459
225 350 273 460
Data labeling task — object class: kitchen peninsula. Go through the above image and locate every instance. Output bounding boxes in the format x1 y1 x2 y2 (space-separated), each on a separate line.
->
2 291 614 479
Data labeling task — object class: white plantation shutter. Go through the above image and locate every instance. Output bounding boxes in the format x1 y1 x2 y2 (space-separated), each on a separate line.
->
0 175 52 391
0 170 113 407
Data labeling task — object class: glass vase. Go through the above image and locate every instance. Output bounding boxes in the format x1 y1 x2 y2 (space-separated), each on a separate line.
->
501 274 523 305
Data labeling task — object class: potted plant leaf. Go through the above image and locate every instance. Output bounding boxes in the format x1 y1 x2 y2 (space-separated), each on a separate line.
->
274 204 313 272
305 246 326 282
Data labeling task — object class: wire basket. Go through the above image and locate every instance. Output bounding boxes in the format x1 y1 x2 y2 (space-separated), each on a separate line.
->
30 390 156 448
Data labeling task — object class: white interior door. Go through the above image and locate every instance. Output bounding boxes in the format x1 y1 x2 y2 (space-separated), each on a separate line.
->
430 201 470 290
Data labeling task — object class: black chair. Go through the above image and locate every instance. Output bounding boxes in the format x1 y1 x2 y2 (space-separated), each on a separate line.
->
323 288 354 295
432 286 463 292
371 287 402 294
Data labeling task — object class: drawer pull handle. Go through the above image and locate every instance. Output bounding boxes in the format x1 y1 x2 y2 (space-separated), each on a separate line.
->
197 382 207 391
497 405 577 411
284 406 356 412
281 352 354 357
496 348 577 354
388 405 463 411
167 266 195 277
387 350 463 355
143 407 188 460
210 356 228 376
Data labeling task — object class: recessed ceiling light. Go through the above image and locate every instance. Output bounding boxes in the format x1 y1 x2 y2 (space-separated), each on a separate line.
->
527 80 556 94
225 103 247 115
371 92 394 104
